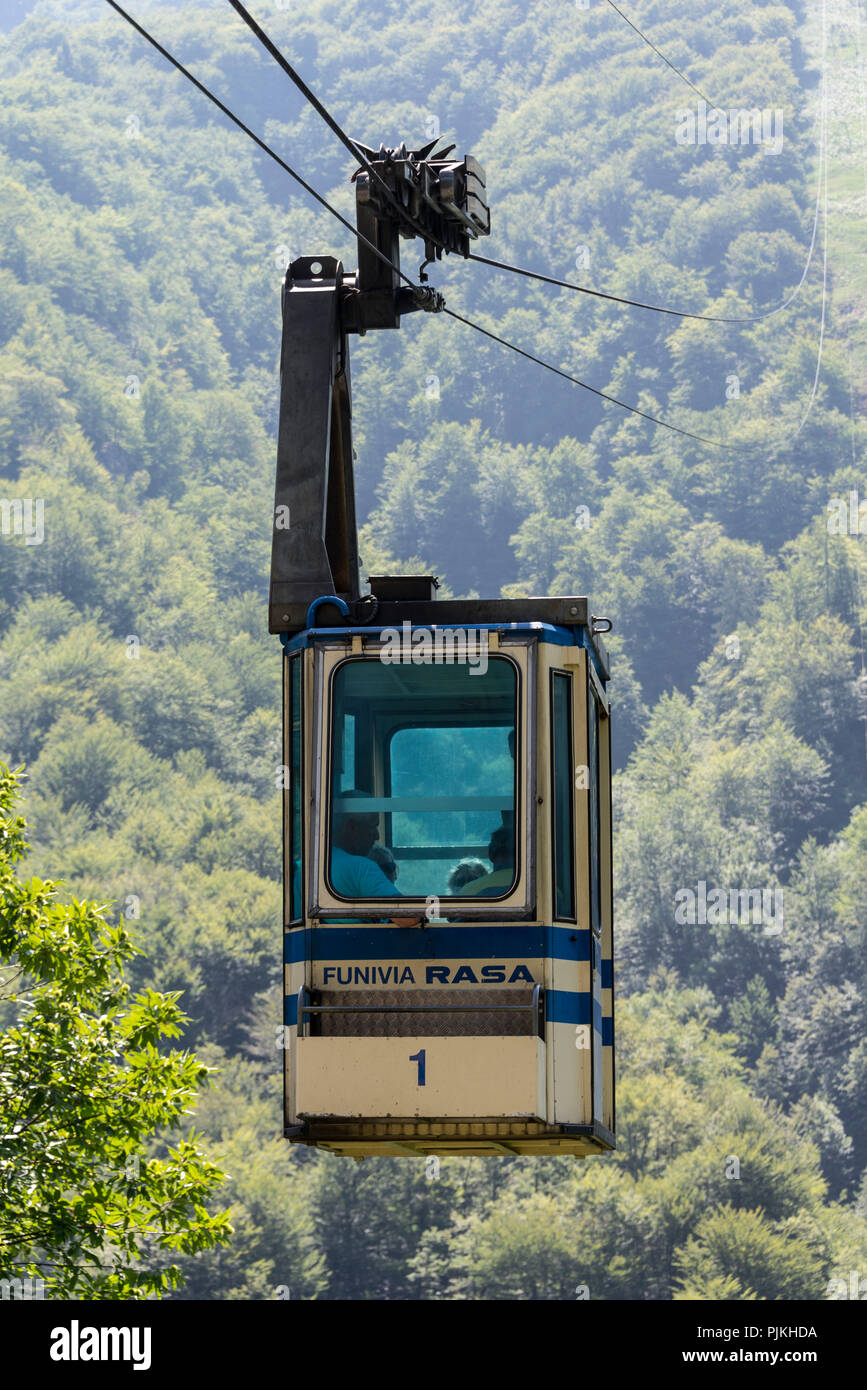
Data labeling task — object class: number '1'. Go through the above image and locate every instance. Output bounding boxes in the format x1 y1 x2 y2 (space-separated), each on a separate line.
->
409 1049 426 1086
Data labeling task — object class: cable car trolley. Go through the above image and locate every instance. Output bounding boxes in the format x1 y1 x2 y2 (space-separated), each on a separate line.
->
270 143 614 1158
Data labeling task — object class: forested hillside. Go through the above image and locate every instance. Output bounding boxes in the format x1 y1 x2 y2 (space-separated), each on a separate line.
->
1 0 865 1298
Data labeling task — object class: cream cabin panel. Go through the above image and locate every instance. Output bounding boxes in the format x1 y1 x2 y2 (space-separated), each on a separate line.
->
296 1036 546 1119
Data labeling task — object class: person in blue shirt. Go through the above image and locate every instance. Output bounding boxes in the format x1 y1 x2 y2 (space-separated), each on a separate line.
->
368 843 398 884
331 791 420 925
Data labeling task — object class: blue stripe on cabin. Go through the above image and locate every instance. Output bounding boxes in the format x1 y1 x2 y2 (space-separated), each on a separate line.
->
282 620 609 681
284 924 591 963
543 925 591 961
601 958 613 989
546 990 592 1024
602 1016 614 1047
283 621 580 652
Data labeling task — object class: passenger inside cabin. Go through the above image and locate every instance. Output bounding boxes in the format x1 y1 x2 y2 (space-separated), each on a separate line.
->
368 843 398 884
448 858 488 893
330 790 420 926
459 825 514 897
331 791 400 897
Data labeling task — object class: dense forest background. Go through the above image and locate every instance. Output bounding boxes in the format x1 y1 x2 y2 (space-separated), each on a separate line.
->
1 0 866 1298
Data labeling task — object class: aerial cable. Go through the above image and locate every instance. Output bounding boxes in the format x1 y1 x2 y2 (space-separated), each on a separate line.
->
466 103 824 325
103 0 724 446
466 2 816 325
102 0 421 291
224 0 449 255
788 13 828 445
450 112 830 449
602 0 716 106
104 0 830 456
225 0 369 167
227 0 822 328
467 251 789 323
442 307 733 448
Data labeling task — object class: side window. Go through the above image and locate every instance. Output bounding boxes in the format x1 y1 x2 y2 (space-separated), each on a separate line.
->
551 672 576 920
288 654 303 922
587 676 602 937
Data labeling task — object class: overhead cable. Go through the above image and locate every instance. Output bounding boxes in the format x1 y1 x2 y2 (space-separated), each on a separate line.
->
603 0 716 106
103 0 420 290
225 0 448 254
442 307 732 447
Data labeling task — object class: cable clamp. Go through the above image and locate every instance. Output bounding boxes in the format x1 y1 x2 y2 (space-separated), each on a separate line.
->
413 285 446 313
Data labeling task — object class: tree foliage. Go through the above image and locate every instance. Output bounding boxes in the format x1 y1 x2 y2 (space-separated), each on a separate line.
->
0 0 865 1298
0 763 231 1298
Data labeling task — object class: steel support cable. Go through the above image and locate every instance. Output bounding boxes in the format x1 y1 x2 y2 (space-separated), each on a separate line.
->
467 103 824 324
789 31 828 444
841 0 867 763
465 2 823 325
104 0 830 453
103 0 421 290
228 1 817 329
225 0 450 255
603 0 715 106
449 122 828 452
442 307 733 448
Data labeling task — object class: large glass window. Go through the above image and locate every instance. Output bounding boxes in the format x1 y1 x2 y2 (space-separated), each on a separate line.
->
327 655 518 900
551 672 576 920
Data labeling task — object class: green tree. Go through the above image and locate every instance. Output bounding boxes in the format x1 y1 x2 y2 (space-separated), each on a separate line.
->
0 763 231 1298
673 1207 829 1301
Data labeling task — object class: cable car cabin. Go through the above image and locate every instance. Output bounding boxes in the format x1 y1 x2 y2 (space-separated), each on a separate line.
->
280 586 614 1158
269 255 612 1157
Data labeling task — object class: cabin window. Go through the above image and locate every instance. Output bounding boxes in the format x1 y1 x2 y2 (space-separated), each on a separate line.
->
551 671 576 920
587 678 602 936
288 653 303 922
327 654 518 900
